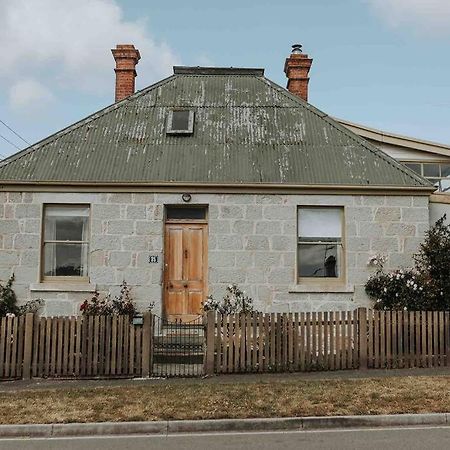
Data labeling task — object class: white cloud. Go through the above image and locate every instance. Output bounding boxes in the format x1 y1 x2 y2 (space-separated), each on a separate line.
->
0 0 179 110
9 79 55 112
366 0 450 34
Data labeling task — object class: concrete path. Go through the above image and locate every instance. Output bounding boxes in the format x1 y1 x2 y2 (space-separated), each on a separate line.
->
1 426 450 450
1 366 450 392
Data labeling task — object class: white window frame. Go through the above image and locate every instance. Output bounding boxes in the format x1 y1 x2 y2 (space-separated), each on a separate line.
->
166 110 195 135
41 204 90 282
297 206 346 286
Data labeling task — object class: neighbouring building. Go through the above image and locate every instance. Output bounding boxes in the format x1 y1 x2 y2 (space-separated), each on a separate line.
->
0 44 438 318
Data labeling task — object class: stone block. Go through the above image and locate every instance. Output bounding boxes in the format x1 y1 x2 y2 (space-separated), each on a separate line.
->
215 268 246 284
346 206 373 222
13 234 40 250
358 222 384 237
92 204 121 220
370 237 399 252
245 205 263 220
209 220 231 234
19 250 39 267
220 205 244 219
263 205 293 220
256 221 282 235
232 220 254 234
413 196 429 207
117 268 151 285
245 235 269 250
385 196 412 207
24 219 41 234
7 193 22 203
346 237 370 252
15 204 41 219
91 235 120 251
0 220 20 234
403 237 423 253
225 194 254 204
256 195 283 204
109 251 132 267
132 193 155 204
363 196 385 206
282 221 296 235
271 235 293 251
0 250 20 266
107 193 132 204
208 252 235 267
122 236 149 251
90 267 116 284
216 235 243 250
13 266 38 284
267 268 294 284
44 300 74 317
385 223 416 237
402 207 429 223
126 205 147 219
106 220 135 235
374 207 401 222
90 250 105 267
234 252 254 268
254 252 282 268
246 268 266 283
135 221 162 235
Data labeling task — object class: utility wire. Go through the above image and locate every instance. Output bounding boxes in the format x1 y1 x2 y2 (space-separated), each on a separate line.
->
0 119 31 146
0 133 22 151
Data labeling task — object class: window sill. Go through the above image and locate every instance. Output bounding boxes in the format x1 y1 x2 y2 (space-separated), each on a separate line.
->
289 284 354 294
30 282 96 293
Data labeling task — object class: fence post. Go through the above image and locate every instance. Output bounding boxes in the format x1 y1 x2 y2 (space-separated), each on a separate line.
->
22 313 34 380
141 312 151 378
204 311 216 376
358 308 368 370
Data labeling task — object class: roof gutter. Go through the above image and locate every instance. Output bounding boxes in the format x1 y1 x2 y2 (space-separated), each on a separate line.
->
0 181 436 195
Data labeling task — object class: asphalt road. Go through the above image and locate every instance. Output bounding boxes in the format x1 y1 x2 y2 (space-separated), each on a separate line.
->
1 426 450 450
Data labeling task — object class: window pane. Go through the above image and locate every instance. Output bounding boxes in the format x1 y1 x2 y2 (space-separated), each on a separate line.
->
441 179 450 192
404 163 421 175
172 111 190 131
423 164 440 178
44 243 88 277
440 164 450 178
166 207 206 220
428 178 441 190
44 207 89 241
298 243 339 278
298 208 342 238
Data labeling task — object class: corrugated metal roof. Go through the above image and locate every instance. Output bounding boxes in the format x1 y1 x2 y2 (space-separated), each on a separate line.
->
0 69 431 188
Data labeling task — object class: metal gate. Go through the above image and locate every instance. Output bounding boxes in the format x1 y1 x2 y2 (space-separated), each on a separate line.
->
151 315 205 377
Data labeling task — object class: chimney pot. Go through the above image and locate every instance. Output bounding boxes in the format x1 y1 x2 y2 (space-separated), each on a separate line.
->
284 43 313 102
112 44 141 102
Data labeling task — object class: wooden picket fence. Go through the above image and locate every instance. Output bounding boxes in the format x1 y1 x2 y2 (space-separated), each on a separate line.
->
0 313 154 380
204 308 450 374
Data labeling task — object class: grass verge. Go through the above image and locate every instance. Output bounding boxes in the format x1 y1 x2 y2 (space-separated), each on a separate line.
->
0 376 449 424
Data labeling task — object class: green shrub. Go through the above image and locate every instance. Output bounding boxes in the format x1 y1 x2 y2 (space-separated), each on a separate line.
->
0 275 43 317
365 215 450 310
203 284 255 314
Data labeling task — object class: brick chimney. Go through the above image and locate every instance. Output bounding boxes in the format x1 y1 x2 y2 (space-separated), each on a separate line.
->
284 44 313 102
111 44 141 102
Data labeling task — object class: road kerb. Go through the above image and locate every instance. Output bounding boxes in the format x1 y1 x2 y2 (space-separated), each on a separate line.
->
0 413 448 438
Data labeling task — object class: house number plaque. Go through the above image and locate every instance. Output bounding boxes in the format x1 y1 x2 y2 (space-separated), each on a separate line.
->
149 255 159 263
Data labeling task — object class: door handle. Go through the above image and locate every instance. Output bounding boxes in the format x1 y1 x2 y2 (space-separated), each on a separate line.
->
183 283 188 288
169 282 173 289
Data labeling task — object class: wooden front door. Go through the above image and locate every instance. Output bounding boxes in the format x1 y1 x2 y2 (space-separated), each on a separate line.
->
164 222 208 322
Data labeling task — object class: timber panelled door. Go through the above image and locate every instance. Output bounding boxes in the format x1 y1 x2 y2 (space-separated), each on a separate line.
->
164 206 208 322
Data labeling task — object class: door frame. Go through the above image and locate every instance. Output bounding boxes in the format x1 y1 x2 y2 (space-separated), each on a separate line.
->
163 205 208 321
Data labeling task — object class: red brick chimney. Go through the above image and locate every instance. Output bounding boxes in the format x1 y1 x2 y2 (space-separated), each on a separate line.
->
111 44 141 102
284 44 313 102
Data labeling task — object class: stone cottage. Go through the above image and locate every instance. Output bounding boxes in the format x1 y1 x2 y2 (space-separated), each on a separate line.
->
0 44 434 319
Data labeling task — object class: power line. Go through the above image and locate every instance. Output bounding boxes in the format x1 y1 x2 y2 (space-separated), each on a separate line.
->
0 133 22 151
0 119 31 146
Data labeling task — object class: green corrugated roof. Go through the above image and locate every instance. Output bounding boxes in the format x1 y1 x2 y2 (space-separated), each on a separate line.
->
0 67 431 188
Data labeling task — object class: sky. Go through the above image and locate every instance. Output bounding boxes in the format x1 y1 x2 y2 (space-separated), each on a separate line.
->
0 0 449 159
